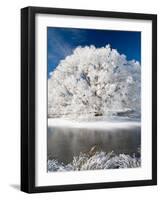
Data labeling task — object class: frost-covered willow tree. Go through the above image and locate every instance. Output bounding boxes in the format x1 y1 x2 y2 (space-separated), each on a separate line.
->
48 45 141 118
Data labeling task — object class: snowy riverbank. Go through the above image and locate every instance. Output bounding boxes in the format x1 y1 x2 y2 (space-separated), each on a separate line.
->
48 150 141 172
48 118 141 130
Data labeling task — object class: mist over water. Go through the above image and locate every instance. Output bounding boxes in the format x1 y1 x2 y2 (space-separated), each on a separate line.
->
48 125 141 165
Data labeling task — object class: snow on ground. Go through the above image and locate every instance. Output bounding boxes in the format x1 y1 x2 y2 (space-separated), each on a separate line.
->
48 118 141 130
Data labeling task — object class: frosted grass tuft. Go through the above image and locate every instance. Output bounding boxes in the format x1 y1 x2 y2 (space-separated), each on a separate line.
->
48 151 141 172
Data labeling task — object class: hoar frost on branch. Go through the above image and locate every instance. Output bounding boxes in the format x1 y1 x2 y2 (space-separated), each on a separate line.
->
48 45 141 118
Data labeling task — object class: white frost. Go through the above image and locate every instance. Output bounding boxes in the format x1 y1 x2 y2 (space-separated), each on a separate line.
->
48 151 141 172
48 45 141 118
48 118 140 129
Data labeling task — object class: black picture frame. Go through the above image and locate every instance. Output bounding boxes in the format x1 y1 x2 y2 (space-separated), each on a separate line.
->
21 6 157 193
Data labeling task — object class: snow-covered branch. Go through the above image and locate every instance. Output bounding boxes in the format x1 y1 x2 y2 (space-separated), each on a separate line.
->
48 45 141 118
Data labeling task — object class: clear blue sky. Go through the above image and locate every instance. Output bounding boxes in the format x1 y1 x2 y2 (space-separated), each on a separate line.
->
47 27 141 78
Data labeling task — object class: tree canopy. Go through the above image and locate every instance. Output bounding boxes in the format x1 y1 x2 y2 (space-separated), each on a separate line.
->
48 45 141 119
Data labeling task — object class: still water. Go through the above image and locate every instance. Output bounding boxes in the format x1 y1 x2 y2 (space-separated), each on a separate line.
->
47 126 141 164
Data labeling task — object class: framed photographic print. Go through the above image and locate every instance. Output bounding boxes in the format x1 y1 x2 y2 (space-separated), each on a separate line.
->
21 6 157 193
